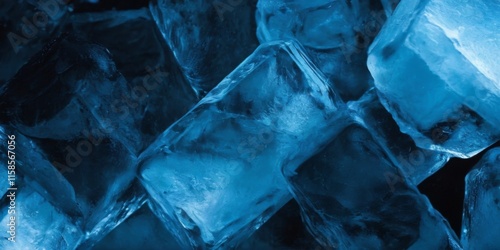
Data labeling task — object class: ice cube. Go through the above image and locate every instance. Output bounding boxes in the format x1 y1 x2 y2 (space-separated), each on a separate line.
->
139 40 347 248
149 0 260 96
0 34 148 247
256 0 389 101
0 178 83 249
0 33 144 153
283 120 461 249
67 8 198 152
368 0 500 158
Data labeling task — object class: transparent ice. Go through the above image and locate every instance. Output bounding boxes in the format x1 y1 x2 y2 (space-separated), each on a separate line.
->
368 0 500 158
256 0 390 101
0 178 82 249
150 0 259 96
283 120 461 249
349 88 450 184
0 34 147 247
139 40 347 249
67 8 198 152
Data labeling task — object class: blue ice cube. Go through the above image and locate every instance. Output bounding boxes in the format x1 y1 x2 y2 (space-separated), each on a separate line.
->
283 120 461 249
256 0 389 101
0 33 143 153
348 88 450 184
0 34 147 247
139 40 347 249
149 0 259 96
67 8 198 153
368 0 500 158
31 137 147 248
93 203 181 250
14 131 79 216
8 128 147 248
461 147 500 249
0 0 68 85
0 179 83 249
79 180 147 248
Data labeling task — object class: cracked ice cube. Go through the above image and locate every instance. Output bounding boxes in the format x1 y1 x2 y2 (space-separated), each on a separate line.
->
139 40 346 249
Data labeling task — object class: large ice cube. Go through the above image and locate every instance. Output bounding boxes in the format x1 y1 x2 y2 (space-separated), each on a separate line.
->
368 0 500 158
256 0 389 101
348 88 450 184
461 147 500 249
139 40 347 249
149 0 259 96
283 120 461 249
